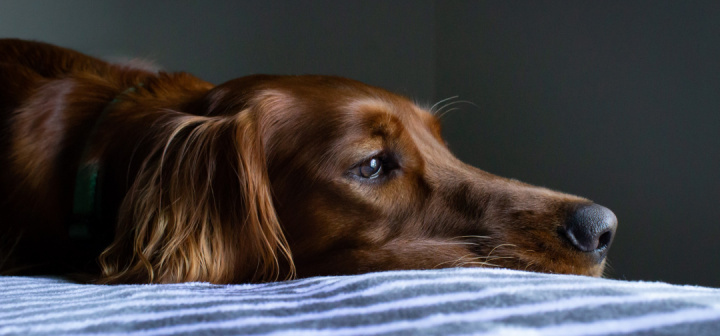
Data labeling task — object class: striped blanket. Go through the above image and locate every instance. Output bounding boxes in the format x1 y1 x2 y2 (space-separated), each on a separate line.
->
1 268 719 335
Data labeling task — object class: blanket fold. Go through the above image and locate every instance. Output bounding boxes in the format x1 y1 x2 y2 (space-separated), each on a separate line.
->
1 268 718 335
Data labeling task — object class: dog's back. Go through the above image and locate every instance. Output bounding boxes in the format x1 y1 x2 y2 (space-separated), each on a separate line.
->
0 40 88 272
0 39 140 273
0 39 217 276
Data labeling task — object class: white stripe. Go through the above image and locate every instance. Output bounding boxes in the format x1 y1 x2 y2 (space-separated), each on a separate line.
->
247 276 340 291
0 276 541 324
282 270 716 295
0 276 66 285
4 282 710 335
263 268 520 295
485 308 720 336
0 272 556 321
285 267 563 291
212 275 343 293
0 280 64 289
255 292 713 336
0 278 341 314
0 286 109 303
0 271 711 325
0 283 87 296
0 287 148 313
2 270 717 335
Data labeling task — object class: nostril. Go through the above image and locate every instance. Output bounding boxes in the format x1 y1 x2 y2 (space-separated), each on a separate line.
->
562 203 618 256
597 230 612 251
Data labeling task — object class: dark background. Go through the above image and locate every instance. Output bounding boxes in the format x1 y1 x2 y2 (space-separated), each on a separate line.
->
2 1 719 287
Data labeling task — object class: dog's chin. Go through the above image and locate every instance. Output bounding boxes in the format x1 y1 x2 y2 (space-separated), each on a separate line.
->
494 256 608 277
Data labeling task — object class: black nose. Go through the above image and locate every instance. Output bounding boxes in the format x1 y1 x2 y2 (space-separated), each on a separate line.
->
562 204 617 260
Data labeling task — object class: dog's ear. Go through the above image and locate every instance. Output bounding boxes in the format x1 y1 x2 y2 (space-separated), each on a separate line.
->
98 108 294 284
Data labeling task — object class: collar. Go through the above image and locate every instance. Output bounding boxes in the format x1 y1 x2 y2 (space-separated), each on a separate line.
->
69 84 142 240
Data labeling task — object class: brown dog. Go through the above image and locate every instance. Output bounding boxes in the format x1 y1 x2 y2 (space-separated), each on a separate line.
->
0 39 617 284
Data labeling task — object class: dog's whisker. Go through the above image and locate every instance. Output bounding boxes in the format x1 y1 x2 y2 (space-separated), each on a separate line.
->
436 108 461 120
454 235 493 240
601 260 615 278
433 253 476 269
478 256 516 261
458 261 501 268
485 243 517 260
433 99 463 116
432 260 454 269
466 256 515 268
424 241 478 247
429 95 459 114
434 100 480 119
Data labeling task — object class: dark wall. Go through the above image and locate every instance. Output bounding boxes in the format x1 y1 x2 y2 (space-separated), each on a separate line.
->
2 1 719 286
0 1 435 98
437 1 720 286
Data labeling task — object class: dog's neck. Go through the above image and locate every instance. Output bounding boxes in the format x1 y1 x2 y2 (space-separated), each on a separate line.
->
69 84 144 241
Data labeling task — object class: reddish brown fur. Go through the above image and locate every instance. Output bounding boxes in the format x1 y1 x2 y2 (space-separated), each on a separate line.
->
0 39 612 283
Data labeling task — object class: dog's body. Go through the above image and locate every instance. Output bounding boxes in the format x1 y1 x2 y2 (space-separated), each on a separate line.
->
0 39 617 284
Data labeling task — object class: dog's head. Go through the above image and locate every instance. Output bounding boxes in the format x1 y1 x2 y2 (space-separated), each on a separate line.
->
100 75 617 283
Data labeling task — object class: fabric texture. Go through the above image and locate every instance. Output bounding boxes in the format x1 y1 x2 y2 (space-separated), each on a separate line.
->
1 268 719 335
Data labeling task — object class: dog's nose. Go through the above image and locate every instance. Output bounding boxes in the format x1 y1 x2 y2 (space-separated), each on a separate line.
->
562 204 617 260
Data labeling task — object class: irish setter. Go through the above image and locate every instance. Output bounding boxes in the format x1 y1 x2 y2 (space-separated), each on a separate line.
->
0 39 617 284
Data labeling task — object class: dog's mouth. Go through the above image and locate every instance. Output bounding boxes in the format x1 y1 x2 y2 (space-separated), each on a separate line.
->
508 249 608 277
459 203 617 277
461 238 609 277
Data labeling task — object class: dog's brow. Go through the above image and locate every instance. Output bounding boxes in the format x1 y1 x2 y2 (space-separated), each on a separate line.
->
407 106 443 142
345 98 394 115
426 113 442 130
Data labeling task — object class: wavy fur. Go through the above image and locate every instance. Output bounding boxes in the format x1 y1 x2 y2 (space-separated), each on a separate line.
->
98 112 294 283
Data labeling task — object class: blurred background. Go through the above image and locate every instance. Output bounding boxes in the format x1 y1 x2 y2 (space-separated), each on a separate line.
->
2 1 719 286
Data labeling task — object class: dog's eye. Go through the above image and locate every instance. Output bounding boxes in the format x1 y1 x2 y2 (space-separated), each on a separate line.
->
350 154 396 180
359 158 383 179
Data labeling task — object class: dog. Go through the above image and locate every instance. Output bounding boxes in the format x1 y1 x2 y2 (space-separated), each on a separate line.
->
0 39 617 284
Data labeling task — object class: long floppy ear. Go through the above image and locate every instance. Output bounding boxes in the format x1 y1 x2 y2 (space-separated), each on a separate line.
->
98 110 295 284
